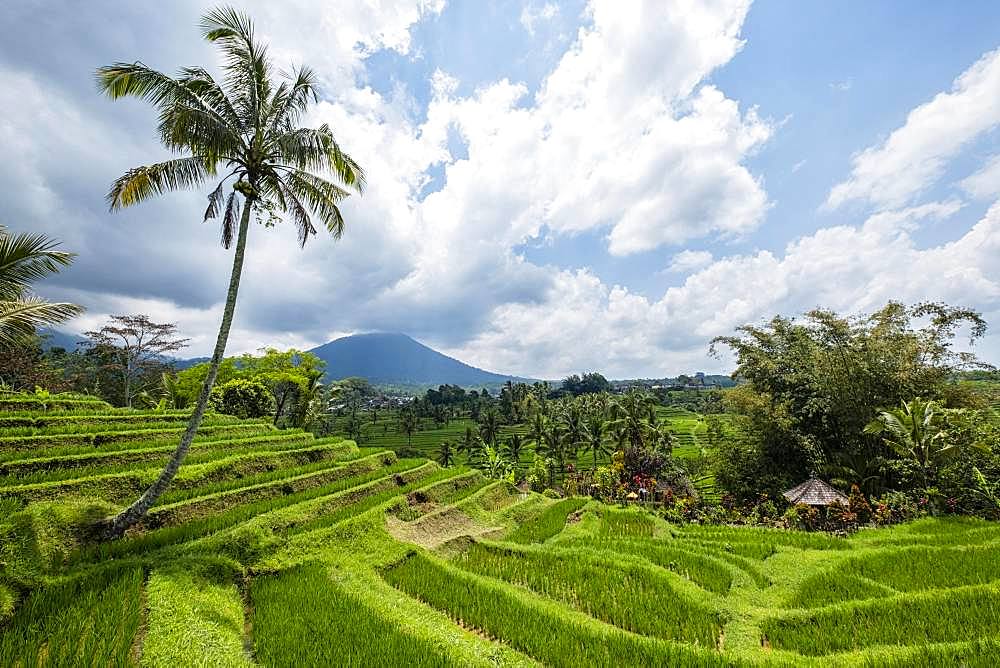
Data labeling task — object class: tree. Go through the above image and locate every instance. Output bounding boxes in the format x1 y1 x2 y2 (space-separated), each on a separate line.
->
84 315 189 407
437 440 455 468
478 407 501 447
583 414 609 472
209 377 274 418
398 409 418 448
505 433 525 469
864 398 968 486
458 426 483 465
0 226 83 347
97 7 364 537
711 302 990 499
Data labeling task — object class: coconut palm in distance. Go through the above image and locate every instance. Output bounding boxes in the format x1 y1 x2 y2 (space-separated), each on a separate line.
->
0 226 84 347
97 7 364 537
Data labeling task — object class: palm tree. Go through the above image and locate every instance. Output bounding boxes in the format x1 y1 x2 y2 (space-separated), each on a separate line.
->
97 7 364 537
459 426 483 465
583 414 609 472
0 226 83 347
505 433 525 469
540 421 569 478
527 412 546 454
399 409 418 447
610 390 658 450
864 397 961 486
436 439 455 468
479 406 501 447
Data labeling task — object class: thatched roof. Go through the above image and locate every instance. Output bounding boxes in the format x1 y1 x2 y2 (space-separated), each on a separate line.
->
782 477 849 507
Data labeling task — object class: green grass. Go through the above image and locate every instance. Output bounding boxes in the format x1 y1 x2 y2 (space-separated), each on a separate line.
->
453 541 723 646
143 562 251 667
556 537 734 595
253 562 457 667
596 507 659 538
505 497 588 543
5 400 1000 667
764 583 1000 655
384 551 727 667
0 565 143 666
73 459 432 563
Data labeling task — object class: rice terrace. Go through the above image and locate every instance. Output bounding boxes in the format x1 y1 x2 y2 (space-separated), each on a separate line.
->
2 2 1000 667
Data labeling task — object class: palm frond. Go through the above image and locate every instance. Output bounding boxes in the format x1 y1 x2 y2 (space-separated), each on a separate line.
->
0 228 76 300
221 191 240 249
107 157 216 210
97 63 240 141
282 169 349 238
0 297 84 347
199 6 271 129
204 180 227 222
274 125 365 192
266 65 319 135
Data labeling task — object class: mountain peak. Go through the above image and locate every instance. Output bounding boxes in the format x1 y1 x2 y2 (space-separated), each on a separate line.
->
308 333 531 386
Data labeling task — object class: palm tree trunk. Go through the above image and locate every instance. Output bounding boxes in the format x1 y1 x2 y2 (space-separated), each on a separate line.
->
102 200 252 538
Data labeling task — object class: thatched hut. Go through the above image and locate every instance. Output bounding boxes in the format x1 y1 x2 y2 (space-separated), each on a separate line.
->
782 477 849 507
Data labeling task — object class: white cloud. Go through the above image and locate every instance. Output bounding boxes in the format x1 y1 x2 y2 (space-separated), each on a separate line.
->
961 154 1000 200
520 2 559 37
451 201 999 378
827 48 1000 210
667 250 714 273
829 78 853 92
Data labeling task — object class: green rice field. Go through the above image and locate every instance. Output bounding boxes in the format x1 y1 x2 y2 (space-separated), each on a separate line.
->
1 397 999 666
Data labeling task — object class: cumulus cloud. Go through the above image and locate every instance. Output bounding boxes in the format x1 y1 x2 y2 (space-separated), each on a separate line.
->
961 154 1000 200
450 201 1000 378
827 48 1000 210
667 250 714 273
8 0 995 380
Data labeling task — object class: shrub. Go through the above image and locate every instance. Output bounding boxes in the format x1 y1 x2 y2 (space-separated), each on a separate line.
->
209 378 275 419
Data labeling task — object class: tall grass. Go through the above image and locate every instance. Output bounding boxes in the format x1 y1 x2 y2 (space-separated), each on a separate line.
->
764 583 1000 655
72 460 431 563
384 551 727 667
453 542 722 645
2 441 352 505
0 422 271 453
505 497 588 544
252 563 455 667
597 507 658 538
0 565 143 666
0 432 321 485
143 564 251 667
557 537 734 595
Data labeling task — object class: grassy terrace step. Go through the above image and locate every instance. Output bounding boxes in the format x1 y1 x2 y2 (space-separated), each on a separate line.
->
453 541 723 646
76 458 433 562
391 471 488 521
678 524 850 552
0 422 273 453
0 411 241 433
554 537 735 595
142 560 250 668
0 397 113 412
253 562 463 667
788 544 1000 608
0 564 143 665
137 450 392 530
0 440 354 505
505 497 588 544
0 430 320 482
384 551 728 667
763 583 1000 656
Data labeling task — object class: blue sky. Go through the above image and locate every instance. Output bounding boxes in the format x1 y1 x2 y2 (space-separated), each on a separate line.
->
2 1 999 378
